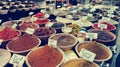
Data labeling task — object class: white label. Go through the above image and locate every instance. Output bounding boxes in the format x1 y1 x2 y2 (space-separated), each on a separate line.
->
11 24 17 29
0 6 2 9
48 39 57 48
98 23 107 29
57 5 61 8
0 20 2 23
79 48 96 62
56 17 63 21
72 10 77 13
86 33 98 40
66 15 73 19
50 7 54 10
62 27 72 33
46 22 54 28
108 10 114 14
87 14 93 17
90 8 96 12
9 54 25 66
25 28 35 35
45 14 50 18
54 10 59 15
77 22 85 27
30 16 38 22
82 16 87 20
29 12 34 16
41 10 46 13
0 39 3 46
108 14 114 17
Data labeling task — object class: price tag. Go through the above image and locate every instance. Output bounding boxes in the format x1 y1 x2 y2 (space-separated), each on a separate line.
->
45 14 50 18
77 22 85 27
48 39 57 48
41 10 46 13
29 12 34 16
66 15 73 19
11 24 17 29
25 28 35 35
108 10 114 14
81 16 87 20
86 33 98 40
0 20 2 23
46 22 54 28
107 14 114 17
30 16 37 22
0 39 3 46
9 54 25 66
79 48 96 62
62 27 72 33
0 6 2 9
54 10 59 15
56 17 63 21
87 14 93 17
50 7 54 10
98 23 107 30
90 8 96 12
72 10 77 13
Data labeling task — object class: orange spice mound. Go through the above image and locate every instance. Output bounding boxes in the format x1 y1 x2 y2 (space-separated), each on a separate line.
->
27 45 63 67
77 41 110 60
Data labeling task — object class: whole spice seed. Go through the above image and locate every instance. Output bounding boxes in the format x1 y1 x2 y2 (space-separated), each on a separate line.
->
27 45 63 67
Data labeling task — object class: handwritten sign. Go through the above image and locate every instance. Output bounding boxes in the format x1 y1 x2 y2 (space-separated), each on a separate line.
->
79 48 96 62
46 22 54 28
98 23 107 30
25 28 35 35
86 33 98 40
62 27 72 33
11 24 17 29
0 39 3 46
9 54 25 66
48 39 57 48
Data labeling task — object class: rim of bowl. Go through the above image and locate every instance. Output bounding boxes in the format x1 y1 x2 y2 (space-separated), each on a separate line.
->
49 33 77 48
6 36 41 53
92 23 116 31
0 49 11 67
61 58 100 67
26 46 65 67
75 41 113 62
88 29 116 42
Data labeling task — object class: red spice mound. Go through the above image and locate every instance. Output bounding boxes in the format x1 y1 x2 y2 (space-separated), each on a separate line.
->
33 19 49 24
27 45 63 67
7 33 40 52
34 12 44 18
93 22 115 30
20 22 39 31
0 27 19 40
